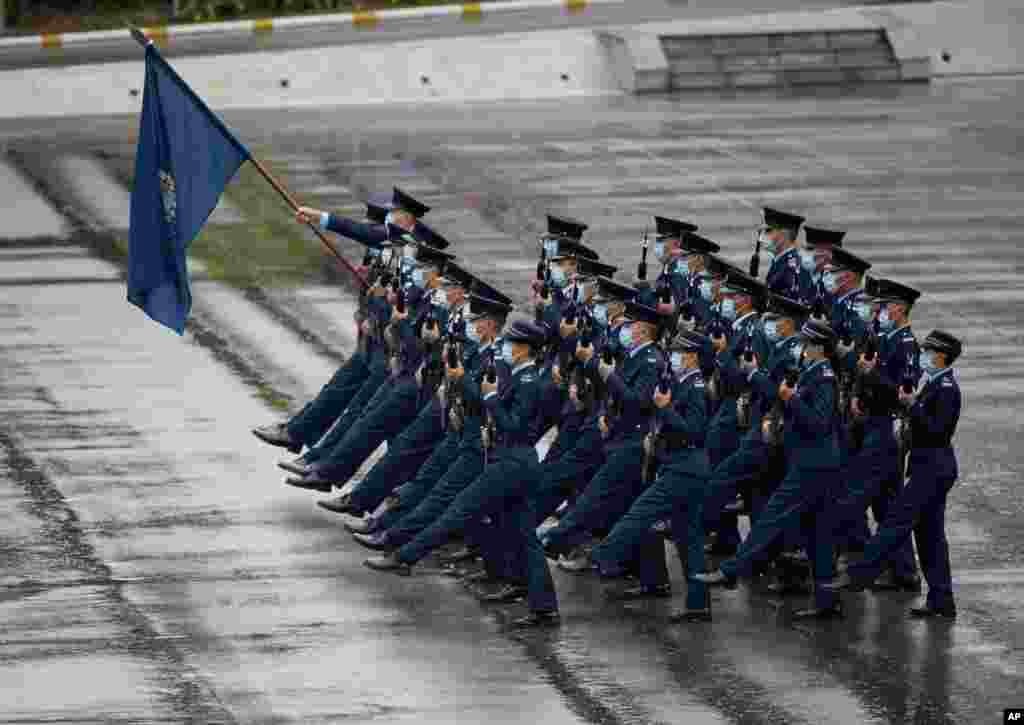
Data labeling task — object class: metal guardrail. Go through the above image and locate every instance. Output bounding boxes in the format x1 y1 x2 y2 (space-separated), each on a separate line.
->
0 0 620 69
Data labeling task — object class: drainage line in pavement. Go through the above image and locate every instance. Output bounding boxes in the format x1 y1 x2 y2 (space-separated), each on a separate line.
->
0 428 240 725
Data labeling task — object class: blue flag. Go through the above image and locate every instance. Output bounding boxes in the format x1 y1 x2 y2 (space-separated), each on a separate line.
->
128 43 249 334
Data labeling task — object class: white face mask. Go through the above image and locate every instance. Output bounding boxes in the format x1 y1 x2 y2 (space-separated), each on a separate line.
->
466 323 483 345
822 271 839 294
501 341 515 366
654 241 666 261
675 257 690 276
549 266 569 288
721 298 737 321
542 238 559 258
791 344 804 363
799 248 816 273
854 301 873 322
879 308 895 331
764 319 779 342
699 279 714 302
411 268 427 288
670 351 684 372
592 304 608 326
922 350 942 374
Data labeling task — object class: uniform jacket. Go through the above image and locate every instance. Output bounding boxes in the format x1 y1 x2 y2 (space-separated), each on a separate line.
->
601 340 661 447
655 368 709 476
483 361 543 450
907 367 961 480
781 358 841 470
766 247 812 302
324 214 433 249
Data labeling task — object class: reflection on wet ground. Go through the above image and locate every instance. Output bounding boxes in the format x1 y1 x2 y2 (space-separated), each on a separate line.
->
2 76 1023 723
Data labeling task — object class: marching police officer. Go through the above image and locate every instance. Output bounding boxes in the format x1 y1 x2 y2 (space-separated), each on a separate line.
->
826 330 963 619
760 207 809 302
697 319 844 620
351 295 511 552
591 329 711 620
365 320 561 628
284 241 456 496
253 188 436 456
540 301 663 559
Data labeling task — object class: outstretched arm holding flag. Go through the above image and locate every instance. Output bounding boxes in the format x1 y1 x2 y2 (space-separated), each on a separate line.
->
128 28 364 334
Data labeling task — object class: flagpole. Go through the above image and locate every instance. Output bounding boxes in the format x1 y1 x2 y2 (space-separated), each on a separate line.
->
129 27 368 290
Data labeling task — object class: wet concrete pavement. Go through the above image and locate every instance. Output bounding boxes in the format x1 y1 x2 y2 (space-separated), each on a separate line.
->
3 76 1024 723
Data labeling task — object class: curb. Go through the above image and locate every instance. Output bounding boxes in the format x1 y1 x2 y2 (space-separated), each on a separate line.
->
0 0 617 53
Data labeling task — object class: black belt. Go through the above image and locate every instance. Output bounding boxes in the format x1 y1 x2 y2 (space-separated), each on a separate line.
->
660 432 695 450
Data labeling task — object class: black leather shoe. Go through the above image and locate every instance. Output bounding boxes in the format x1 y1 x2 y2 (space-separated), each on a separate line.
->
277 457 311 475
604 583 671 601
908 604 956 619
479 583 527 603
704 541 738 557
871 572 923 593
343 516 379 535
317 494 357 515
668 608 712 623
364 553 411 576
352 531 393 552
539 536 569 562
285 475 333 493
821 571 867 592
793 602 844 620
691 569 737 589
509 610 561 628
253 423 302 454
778 549 809 566
437 545 478 565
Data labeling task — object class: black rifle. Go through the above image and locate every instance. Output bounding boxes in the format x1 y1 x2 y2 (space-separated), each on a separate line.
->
643 361 674 483
637 227 649 282
536 246 550 323
894 354 916 480
749 228 762 278
481 356 498 466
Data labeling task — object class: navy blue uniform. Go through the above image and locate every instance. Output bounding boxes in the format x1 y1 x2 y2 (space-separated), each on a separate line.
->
593 367 710 611
848 367 961 609
766 247 812 303
703 333 801 536
347 325 475 515
705 311 765 550
719 357 842 609
541 340 660 552
380 343 502 543
396 360 558 613
314 290 443 486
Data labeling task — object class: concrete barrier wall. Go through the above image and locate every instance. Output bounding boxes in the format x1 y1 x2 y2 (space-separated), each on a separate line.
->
0 26 620 119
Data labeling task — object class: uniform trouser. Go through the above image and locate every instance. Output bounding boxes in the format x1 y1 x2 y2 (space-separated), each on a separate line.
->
386 447 485 547
374 430 463 530
703 436 771 537
847 461 956 609
542 439 646 553
304 361 390 463
706 419 742 549
592 452 710 611
532 423 606 526
316 377 420 489
287 351 368 447
396 447 558 613
719 465 839 609
827 428 917 579
348 399 445 514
